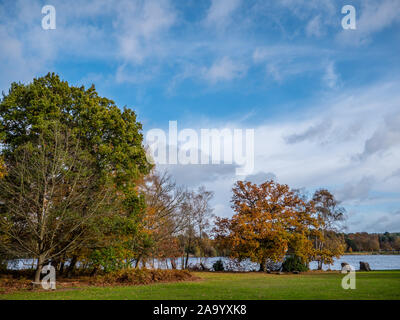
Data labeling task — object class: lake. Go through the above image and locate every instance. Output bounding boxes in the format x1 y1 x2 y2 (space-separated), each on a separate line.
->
7 254 400 271
181 255 400 271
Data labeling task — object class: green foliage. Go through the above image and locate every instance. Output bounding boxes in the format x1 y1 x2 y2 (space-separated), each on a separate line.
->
0 73 151 189
345 237 359 251
0 74 152 277
282 255 309 272
90 247 131 273
212 259 225 271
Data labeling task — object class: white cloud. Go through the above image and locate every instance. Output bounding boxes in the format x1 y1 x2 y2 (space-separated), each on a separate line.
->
358 111 400 160
306 15 324 38
114 0 176 64
335 176 375 203
244 171 277 184
284 119 333 144
204 0 241 30
323 61 339 88
253 45 335 84
202 57 247 83
357 210 400 233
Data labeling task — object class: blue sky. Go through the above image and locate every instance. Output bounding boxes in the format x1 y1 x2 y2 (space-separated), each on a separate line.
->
1 0 400 232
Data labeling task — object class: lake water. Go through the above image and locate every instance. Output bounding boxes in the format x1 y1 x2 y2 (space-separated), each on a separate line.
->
7 255 400 271
308 255 400 271
179 255 400 271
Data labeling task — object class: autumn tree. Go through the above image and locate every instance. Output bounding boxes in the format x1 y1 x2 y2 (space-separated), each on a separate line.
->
215 180 320 272
138 171 214 269
312 189 346 269
0 157 5 179
136 170 188 267
140 171 188 243
182 186 214 268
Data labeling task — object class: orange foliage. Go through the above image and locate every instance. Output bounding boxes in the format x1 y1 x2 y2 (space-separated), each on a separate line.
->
215 180 321 268
0 158 5 179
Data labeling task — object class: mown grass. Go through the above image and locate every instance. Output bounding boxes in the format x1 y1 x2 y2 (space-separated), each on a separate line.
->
2 270 400 300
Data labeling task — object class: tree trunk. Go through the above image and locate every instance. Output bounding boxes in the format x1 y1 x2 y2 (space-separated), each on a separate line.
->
59 261 65 274
66 255 78 277
34 255 45 286
259 261 266 272
135 255 142 269
317 260 323 270
170 258 177 270
50 258 58 271
90 267 98 277
185 251 189 269
181 253 185 269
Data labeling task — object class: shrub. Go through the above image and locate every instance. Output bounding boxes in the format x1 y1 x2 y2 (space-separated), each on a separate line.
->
89 247 129 273
212 259 224 271
91 268 197 286
281 255 309 272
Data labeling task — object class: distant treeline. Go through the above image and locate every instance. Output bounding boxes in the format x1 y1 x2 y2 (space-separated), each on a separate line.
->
343 232 400 252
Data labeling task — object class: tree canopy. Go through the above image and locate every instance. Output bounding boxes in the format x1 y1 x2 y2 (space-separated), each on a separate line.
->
215 180 321 271
0 73 151 189
0 73 152 281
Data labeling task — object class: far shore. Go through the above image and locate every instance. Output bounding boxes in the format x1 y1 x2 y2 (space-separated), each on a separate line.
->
343 251 400 255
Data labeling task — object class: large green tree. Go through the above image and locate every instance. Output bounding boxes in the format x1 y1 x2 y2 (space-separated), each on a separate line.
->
0 73 151 280
0 73 150 186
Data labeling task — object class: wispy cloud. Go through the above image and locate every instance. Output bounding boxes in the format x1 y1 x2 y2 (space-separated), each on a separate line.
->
204 0 242 30
357 111 400 160
323 61 339 88
114 0 176 65
202 57 247 83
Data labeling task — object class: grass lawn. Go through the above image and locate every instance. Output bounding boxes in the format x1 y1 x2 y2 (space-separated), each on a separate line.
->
2 270 400 300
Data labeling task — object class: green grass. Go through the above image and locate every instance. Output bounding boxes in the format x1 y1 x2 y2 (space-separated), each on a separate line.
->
2 271 400 300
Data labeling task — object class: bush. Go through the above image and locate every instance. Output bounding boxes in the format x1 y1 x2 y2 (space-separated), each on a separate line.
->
91 268 197 286
89 247 129 273
281 255 309 272
212 259 224 271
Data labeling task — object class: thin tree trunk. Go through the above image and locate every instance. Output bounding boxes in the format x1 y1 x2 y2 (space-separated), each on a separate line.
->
181 252 185 269
185 251 189 269
34 255 45 286
67 255 78 277
259 260 265 272
59 261 65 274
90 267 98 276
170 258 177 270
135 255 142 269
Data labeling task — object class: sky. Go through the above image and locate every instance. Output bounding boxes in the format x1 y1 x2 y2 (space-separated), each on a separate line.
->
1 0 400 232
